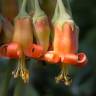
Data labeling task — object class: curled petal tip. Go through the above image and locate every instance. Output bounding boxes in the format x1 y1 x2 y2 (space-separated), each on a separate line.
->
44 51 60 63
77 52 88 67
62 54 78 64
6 43 22 58
24 44 44 58
0 43 22 58
62 53 88 67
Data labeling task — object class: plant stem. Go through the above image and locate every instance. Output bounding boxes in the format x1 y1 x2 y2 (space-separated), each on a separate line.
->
52 1 59 24
57 0 71 20
15 0 28 19
66 0 72 16
20 0 27 11
34 0 45 17
30 0 35 10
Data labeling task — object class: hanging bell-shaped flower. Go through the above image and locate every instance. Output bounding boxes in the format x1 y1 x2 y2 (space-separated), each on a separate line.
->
11 0 34 83
0 0 34 83
53 0 87 66
44 0 88 85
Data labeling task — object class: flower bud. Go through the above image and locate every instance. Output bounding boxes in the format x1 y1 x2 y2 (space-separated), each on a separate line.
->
33 0 50 51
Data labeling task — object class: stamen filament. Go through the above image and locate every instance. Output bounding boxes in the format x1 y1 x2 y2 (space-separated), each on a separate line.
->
12 55 29 83
55 63 72 86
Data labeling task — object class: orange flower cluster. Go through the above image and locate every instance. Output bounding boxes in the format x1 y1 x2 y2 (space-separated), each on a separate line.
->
0 0 87 85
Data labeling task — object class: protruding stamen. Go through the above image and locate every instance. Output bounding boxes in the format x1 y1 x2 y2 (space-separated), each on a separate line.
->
12 56 29 83
55 63 72 86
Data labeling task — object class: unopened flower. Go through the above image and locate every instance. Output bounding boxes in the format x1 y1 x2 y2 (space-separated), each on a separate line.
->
33 0 50 52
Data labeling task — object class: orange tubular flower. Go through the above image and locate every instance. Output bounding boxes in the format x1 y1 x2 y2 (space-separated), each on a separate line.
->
54 22 87 66
10 0 34 83
44 0 88 85
0 0 36 83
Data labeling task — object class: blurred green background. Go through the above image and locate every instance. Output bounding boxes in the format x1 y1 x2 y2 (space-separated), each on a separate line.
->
0 0 96 96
